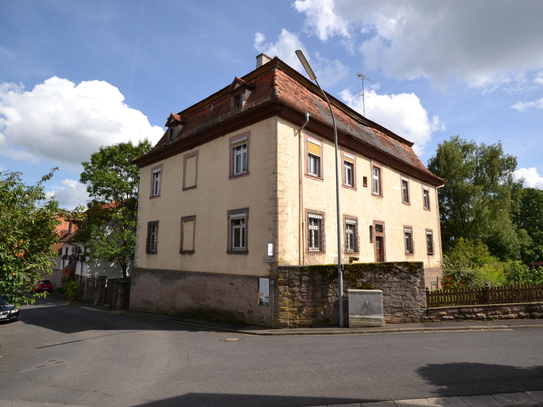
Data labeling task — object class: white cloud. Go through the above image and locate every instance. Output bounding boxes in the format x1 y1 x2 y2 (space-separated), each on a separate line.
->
254 29 349 87
46 178 90 210
340 88 444 155
255 29 311 73
515 168 543 189
0 77 164 170
511 98 543 112
294 0 543 88
293 0 350 41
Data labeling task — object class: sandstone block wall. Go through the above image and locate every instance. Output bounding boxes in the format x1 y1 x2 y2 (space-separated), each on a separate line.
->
424 303 543 321
130 268 274 326
277 262 426 328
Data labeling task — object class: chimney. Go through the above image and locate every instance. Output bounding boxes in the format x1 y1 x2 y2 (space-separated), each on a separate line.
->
256 53 272 68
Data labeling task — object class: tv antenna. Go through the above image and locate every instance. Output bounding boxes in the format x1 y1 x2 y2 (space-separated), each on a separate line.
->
357 73 374 117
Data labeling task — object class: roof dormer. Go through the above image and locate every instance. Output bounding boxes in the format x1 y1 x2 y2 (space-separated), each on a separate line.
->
165 113 185 142
228 77 255 111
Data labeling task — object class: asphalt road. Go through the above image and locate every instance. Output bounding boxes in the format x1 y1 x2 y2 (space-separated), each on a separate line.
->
1 297 542 407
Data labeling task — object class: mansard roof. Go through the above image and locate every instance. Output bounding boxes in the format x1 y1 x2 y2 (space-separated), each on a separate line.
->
134 56 443 186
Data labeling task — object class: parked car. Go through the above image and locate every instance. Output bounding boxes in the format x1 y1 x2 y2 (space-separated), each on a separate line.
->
0 295 20 323
34 280 53 293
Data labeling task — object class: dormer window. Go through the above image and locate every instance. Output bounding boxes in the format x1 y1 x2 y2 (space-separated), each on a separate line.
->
165 113 185 142
228 77 254 112
232 93 244 110
169 125 179 141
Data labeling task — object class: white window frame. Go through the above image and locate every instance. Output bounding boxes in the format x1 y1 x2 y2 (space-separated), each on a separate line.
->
426 229 434 255
151 166 162 197
404 226 414 254
423 186 430 210
372 165 382 196
233 141 247 176
401 177 410 204
308 213 324 252
306 138 322 179
230 133 250 178
345 219 358 253
228 208 249 254
147 221 159 254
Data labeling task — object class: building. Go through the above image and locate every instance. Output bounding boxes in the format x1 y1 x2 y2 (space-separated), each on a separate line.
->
130 54 444 326
52 213 129 289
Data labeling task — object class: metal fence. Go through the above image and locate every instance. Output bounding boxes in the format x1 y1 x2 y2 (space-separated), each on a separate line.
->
426 283 543 308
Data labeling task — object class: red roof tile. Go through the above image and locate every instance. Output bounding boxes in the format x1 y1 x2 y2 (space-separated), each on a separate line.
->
135 56 443 186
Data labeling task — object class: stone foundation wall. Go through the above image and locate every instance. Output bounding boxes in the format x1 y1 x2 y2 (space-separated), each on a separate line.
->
424 302 543 321
130 268 274 327
277 262 426 328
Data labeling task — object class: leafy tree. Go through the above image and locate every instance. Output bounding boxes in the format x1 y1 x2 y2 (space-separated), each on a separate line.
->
442 238 498 286
428 136 524 260
0 170 61 305
79 140 152 278
513 188 543 264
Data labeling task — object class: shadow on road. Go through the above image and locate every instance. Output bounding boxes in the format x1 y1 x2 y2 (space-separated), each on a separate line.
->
417 362 543 397
133 393 375 407
18 297 209 334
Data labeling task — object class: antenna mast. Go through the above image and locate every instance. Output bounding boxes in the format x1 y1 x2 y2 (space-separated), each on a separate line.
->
357 73 374 117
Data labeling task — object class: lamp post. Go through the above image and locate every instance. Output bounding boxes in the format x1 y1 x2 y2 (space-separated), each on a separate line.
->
296 50 344 328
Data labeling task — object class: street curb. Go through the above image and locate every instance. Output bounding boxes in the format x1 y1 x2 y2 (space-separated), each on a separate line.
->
117 310 543 336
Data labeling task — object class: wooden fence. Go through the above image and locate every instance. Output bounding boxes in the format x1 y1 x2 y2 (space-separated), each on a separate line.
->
427 283 543 308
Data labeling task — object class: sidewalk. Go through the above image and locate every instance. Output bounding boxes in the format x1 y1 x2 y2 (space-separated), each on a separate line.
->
115 307 543 336
340 391 543 407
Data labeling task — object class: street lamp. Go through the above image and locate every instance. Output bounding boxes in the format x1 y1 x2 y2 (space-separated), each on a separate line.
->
296 50 344 328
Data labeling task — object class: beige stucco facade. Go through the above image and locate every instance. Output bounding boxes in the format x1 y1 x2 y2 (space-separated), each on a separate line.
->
136 118 280 277
136 116 442 289
131 55 444 325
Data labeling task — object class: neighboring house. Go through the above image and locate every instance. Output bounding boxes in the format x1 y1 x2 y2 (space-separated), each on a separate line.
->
52 215 128 288
131 54 444 325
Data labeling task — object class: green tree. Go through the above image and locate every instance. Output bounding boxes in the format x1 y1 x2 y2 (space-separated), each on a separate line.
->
427 136 524 260
79 140 152 278
513 188 543 264
0 170 61 305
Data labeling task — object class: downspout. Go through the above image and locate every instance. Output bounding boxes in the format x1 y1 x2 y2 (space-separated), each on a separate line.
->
435 184 445 289
298 113 310 265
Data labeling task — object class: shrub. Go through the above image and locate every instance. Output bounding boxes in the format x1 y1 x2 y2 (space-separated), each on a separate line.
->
61 281 78 301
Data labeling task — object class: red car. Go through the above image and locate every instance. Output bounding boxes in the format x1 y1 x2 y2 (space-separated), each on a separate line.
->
34 280 53 293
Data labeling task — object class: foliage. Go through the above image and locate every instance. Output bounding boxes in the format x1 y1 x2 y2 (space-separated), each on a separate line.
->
427 136 523 260
442 238 543 287
0 170 61 305
513 188 543 264
505 262 543 284
61 280 78 301
78 141 152 278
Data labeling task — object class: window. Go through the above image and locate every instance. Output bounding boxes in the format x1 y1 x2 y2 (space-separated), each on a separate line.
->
363 176 368 188
401 178 410 204
372 164 382 196
183 151 198 190
373 221 386 262
228 208 249 254
146 221 159 254
345 218 358 253
230 133 249 178
150 165 162 197
232 94 243 110
343 152 355 188
307 212 324 252
423 186 430 210
426 230 434 255
404 227 414 254
306 137 323 179
180 216 196 253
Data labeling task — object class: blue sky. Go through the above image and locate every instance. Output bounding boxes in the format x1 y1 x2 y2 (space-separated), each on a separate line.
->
2 0 543 209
